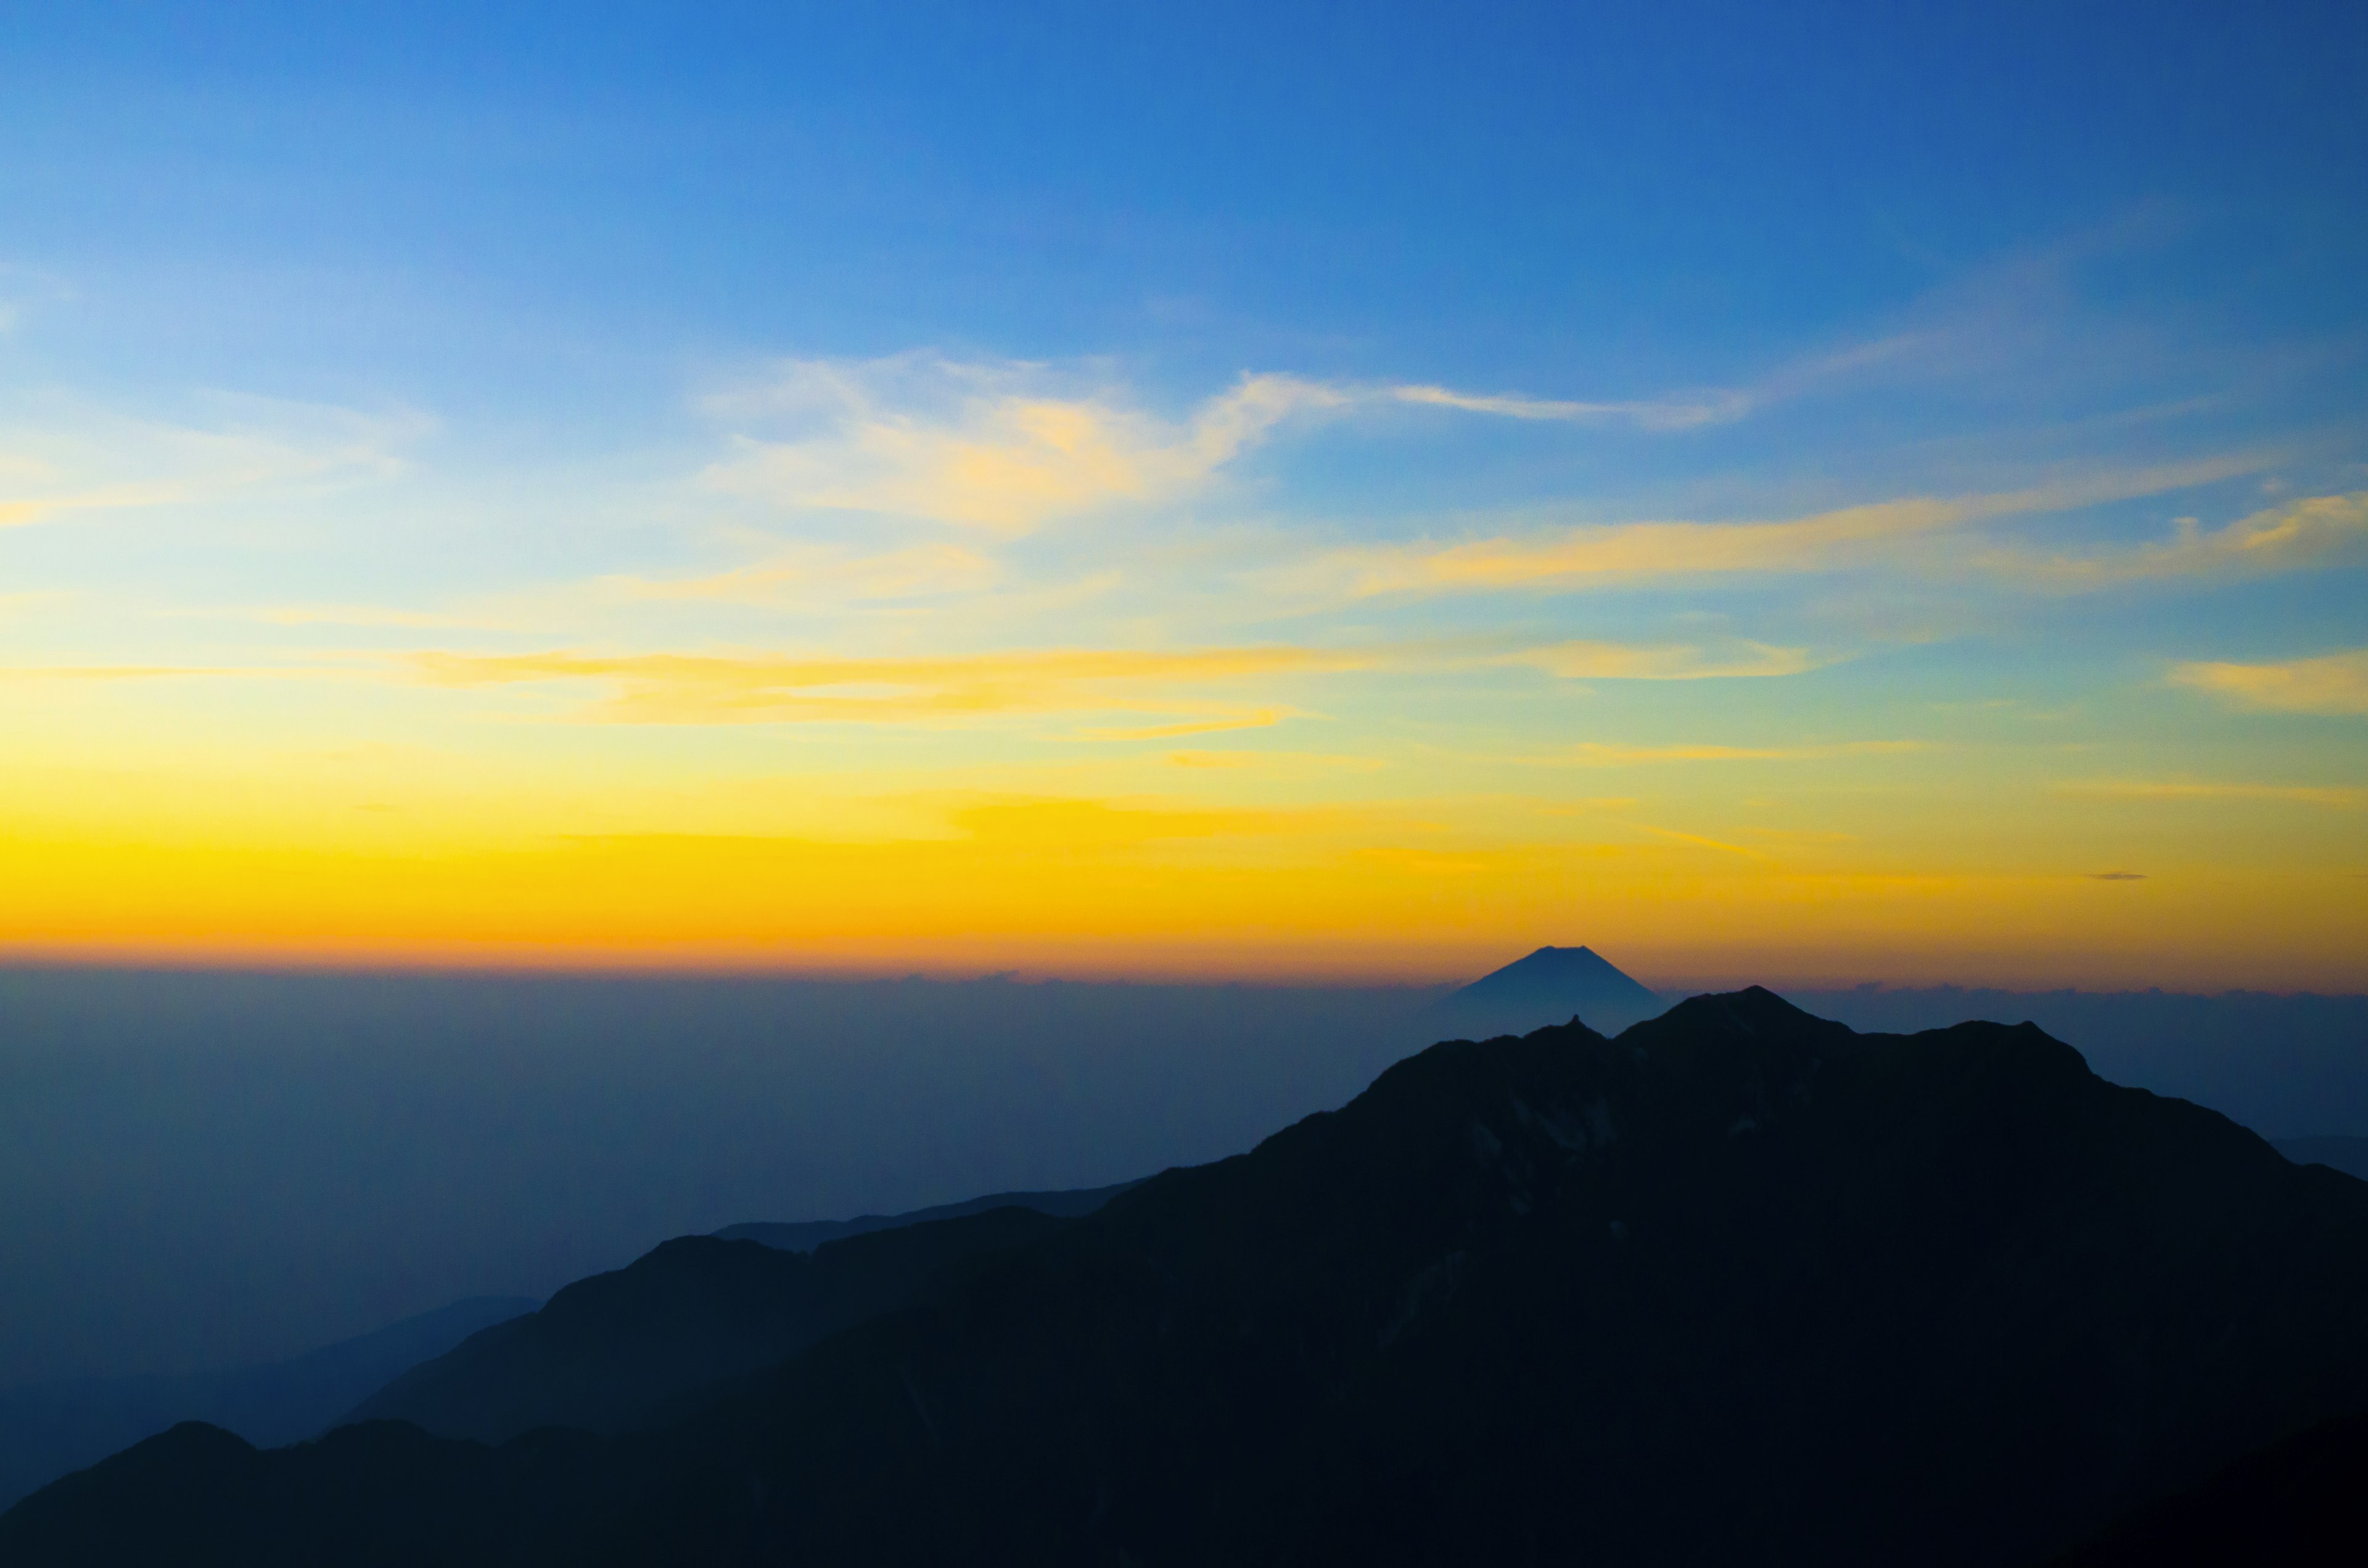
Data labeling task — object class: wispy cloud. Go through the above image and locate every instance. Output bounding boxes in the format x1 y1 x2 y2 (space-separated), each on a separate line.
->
0 663 241 681
253 605 478 630
408 644 1373 726
1505 640 1819 680
605 542 1001 605
1631 823 1769 857
2170 648 2368 716
700 356 1345 535
1289 455 2258 598
2060 779 2368 808
1559 740 1925 765
1389 330 1929 433
402 631 1832 728
1077 711 1292 741
1984 491 2368 586
688 339 1975 543
0 397 426 528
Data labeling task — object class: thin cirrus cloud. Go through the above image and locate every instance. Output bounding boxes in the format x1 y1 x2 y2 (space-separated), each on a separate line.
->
2060 779 2368 809
0 399 424 528
1389 330 1932 433
1289 454 2265 599
1505 640 1819 681
2170 648 2368 716
699 357 1349 536
608 543 1002 605
1561 741 1926 765
408 644 1376 727
404 630 1825 729
1982 491 2368 586
687 346 1942 541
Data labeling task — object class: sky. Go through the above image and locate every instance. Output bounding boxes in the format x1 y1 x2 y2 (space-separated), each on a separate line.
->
2 1 2364 988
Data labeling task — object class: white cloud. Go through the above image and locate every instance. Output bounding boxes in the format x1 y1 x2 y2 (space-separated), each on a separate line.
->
1286 454 2260 598
1983 492 2368 586
0 395 427 529
2171 648 2368 716
1505 640 1819 680
699 355 1344 536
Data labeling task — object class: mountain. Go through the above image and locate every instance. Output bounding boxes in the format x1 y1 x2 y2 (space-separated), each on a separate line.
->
0 1295 533 1511
341 1206 1069 1443
2051 1408 2368 1566
2274 1135 2368 1181
1433 943 1665 1037
713 1180 1138 1252
12 988 2368 1567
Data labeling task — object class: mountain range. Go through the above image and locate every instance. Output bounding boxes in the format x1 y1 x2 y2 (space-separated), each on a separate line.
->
9 985 2368 1565
0 1295 533 1512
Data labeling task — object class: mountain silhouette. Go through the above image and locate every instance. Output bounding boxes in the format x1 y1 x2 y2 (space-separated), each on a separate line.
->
0 1295 534 1511
2050 1407 2368 1565
1433 943 1665 1036
712 1180 1138 1252
342 1207 1068 1443
2273 1134 2368 1182
10 988 2368 1566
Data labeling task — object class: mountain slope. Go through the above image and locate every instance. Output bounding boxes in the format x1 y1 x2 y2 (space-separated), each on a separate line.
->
343 1207 1068 1443
1432 943 1665 1036
0 1295 534 1510
2050 1408 2368 1566
12 989 2368 1567
2276 1134 2368 1181
712 1180 1137 1252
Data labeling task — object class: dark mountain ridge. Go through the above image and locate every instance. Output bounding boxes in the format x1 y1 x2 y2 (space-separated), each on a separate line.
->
11 988 2368 1566
0 1295 535 1511
343 1207 1069 1443
712 1180 1137 1252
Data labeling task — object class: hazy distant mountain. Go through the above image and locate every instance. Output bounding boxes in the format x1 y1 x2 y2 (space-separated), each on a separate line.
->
714 1181 1138 1252
2274 1135 2368 1182
342 1207 1068 1443
1433 943 1666 1037
13 990 2368 1566
0 1295 532 1511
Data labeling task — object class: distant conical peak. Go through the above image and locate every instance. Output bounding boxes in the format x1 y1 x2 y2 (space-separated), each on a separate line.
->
1451 945 1658 999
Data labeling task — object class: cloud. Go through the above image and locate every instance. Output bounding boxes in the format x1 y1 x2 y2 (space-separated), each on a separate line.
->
1293 455 2258 597
1631 824 1768 857
1557 741 1925 765
408 644 1373 726
403 632 1832 728
1389 331 1929 433
1077 711 1291 741
1507 640 1818 680
606 542 1001 605
1389 384 1753 432
2170 648 2368 716
0 663 236 681
1984 492 2368 586
0 397 425 529
700 356 1345 535
2060 779 2368 808
688 338 1965 543
254 605 477 629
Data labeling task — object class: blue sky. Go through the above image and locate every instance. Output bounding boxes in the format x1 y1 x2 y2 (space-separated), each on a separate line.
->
1 1 2364 985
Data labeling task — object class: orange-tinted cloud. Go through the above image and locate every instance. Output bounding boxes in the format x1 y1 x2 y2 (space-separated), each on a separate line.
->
2171 647 2368 716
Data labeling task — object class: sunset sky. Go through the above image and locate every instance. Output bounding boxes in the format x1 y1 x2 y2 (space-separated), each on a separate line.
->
3 2 2364 987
